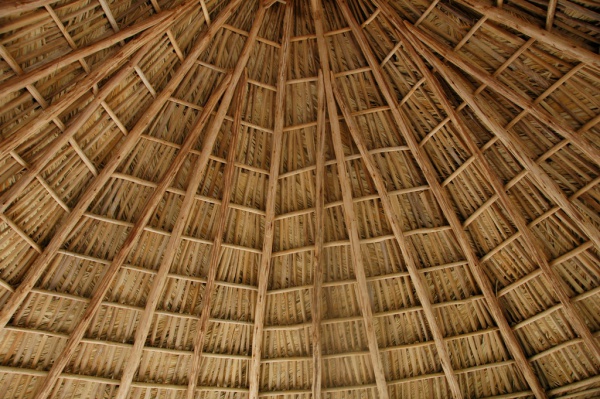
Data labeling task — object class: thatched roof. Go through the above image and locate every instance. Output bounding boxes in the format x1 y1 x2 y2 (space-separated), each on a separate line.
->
0 0 599 398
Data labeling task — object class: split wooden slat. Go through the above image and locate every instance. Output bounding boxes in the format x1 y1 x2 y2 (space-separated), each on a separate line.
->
546 0 558 30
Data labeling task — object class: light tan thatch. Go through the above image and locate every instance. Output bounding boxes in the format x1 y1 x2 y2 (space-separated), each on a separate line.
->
0 0 599 398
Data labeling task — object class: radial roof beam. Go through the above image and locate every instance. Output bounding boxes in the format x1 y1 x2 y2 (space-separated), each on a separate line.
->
0 11 172 99
248 3 292 399
333 3 463 398
0 0 242 332
405 25 600 172
262 0 283 7
400 20 600 252
310 1 390 398
0 41 154 214
0 9 176 161
546 0 558 30
396 27 600 366
0 0 60 14
0 43 97 176
114 58 254 399
354 3 548 398
31 72 232 399
453 0 600 70
185 73 247 399
311 72 327 399
332 77 463 399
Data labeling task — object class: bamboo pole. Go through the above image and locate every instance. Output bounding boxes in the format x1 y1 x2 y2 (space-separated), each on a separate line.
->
248 3 292 399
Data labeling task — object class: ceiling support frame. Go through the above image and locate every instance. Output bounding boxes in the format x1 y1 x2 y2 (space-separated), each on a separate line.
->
454 0 600 69
0 10 174 161
405 24 600 178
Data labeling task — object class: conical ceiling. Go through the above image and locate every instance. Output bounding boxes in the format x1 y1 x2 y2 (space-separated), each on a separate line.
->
0 0 599 398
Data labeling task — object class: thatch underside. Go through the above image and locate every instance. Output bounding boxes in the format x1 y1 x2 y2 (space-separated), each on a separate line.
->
0 0 599 398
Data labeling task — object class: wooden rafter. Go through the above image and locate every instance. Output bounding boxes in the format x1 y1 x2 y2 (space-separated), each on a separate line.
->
0 0 59 14
0 0 242 332
406 24 600 172
113 66 252 399
331 78 464 399
310 1 390 398
333 2 463 398
0 12 172 99
0 42 152 215
401 20 600 252
0 12 173 161
546 0 558 30
183 7 270 399
184 73 248 399
311 71 326 399
454 0 600 69
395 26 600 366
357 3 549 398
247 3 292 399
31 73 232 399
